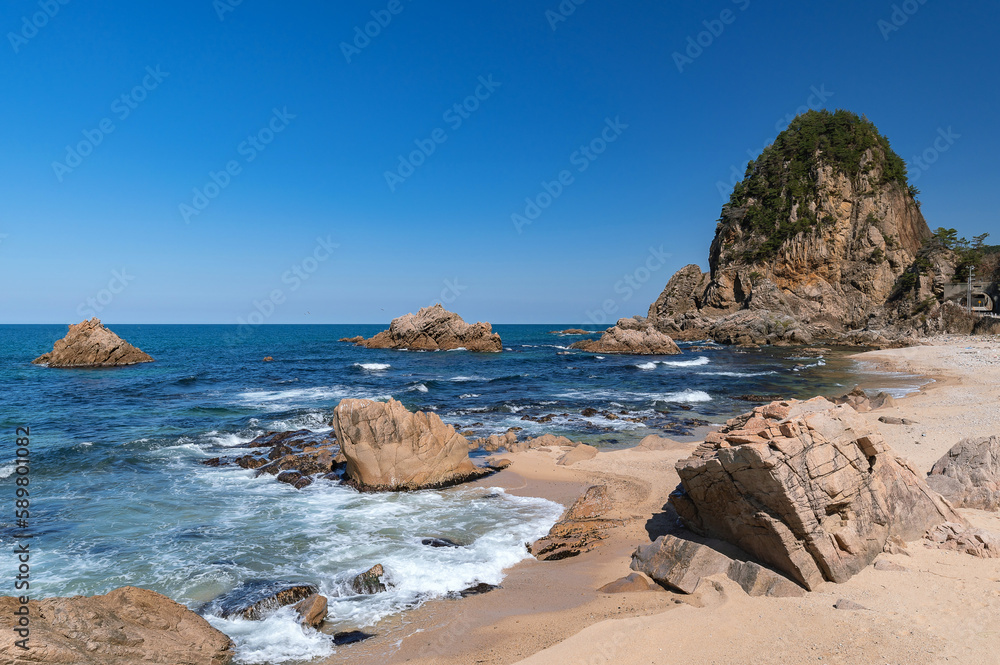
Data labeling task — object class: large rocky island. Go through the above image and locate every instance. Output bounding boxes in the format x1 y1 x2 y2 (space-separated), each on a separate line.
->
33 318 154 367
646 110 995 346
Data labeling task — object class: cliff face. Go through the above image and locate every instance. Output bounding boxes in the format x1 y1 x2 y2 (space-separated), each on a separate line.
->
649 110 933 343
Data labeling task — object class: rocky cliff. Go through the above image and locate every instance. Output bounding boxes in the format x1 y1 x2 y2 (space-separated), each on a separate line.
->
649 110 938 345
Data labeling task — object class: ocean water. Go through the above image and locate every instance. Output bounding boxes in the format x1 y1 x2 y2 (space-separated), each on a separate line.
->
0 324 924 663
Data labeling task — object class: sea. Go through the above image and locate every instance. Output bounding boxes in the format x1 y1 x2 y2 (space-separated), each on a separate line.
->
0 324 926 664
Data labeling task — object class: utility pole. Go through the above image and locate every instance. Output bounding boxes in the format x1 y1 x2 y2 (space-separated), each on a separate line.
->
968 266 974 314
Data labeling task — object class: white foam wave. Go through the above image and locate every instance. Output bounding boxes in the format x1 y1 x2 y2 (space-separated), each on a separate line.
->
353 362 391 371
701 370 778 377
207 432 262 448
236 386 391 410
410 384 429 393
446 347 467 352
450 376 487 382
660 389 712 403
659 356 710 367
635 362 657 370
459 393 481 399
792 359 827 372
0 465 15 479
206 608 333 664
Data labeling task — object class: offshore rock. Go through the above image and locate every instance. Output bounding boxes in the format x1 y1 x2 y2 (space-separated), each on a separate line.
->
569 316 681 355
33 318 154 367
355 304 502 352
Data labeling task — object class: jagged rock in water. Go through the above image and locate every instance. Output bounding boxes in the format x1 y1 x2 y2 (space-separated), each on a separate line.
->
332 398 497 491
927 436 1000 510
669 398 963 590
0 586 234 665
206 429 342 489
647 110 935 345
354 304 502 352
351 564 387 595
292 594 327 628
569 316 681 355
206 580 318 620
33 318 154 367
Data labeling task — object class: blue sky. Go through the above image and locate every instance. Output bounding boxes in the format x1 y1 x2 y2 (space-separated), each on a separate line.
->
1 0 997 324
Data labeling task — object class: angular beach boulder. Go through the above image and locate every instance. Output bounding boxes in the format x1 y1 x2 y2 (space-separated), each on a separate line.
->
531 485 617 560
569 316 681 355
927 435 1000 511
354 304 502 352
0 586 234 665
331 398 493 491
630 534 804 597
669 398 963 590
33 318 154 367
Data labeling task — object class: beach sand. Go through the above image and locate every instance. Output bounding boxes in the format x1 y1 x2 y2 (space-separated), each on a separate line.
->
335 336 1000 665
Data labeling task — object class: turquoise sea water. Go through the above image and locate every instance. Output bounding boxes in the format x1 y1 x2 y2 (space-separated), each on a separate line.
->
0 324 923 663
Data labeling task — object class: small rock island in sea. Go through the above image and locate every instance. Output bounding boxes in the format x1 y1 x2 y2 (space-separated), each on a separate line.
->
346 304 502 352
33 318 154 368
569 316 681 355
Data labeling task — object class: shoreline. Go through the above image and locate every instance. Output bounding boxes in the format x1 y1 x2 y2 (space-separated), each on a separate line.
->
325 335 1000 665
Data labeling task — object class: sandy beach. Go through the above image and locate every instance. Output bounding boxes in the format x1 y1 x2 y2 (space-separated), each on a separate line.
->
334 336 1000 665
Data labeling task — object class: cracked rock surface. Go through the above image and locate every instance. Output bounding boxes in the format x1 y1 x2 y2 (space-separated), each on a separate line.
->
670 397 962 590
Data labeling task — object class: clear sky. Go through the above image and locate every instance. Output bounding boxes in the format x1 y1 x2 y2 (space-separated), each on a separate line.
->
1 0 997 324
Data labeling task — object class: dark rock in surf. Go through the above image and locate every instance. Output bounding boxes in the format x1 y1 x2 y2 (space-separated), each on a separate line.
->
207 580 318 620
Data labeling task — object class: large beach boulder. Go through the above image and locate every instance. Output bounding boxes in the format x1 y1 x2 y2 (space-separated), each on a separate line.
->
354 304 502 352
331 398 493 490
569 316 681 355
670 398 963 590
927 436 1000 511
0 586 233 665
32 318 153 367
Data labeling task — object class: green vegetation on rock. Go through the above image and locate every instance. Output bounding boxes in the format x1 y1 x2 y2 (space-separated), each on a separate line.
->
722 109 911 263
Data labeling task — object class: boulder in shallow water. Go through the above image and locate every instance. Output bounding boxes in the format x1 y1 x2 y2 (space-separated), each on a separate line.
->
292 594 327 628
356 304 502 352
32 318 153 368
332 398 494 491
351 564 387 595
206 580 318 620
0 586 234 665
